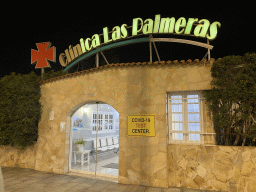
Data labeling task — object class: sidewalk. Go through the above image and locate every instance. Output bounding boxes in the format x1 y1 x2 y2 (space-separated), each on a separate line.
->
1 166 221 192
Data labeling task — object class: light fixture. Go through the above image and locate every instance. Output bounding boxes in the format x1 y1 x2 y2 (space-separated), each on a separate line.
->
83 107 88 113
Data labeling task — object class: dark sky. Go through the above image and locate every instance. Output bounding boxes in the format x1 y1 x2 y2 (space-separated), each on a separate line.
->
1 3 254 78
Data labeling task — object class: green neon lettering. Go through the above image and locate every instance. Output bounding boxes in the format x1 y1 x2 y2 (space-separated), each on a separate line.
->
69 45 75 60
184 18 198 35
73 44 83 57
59 53 67 67
112 26 121 41
143 18 153 34
206 21 221 40
91 34 100 48
194 19 210 38
80 38 86 53
64 49 71 63
103 27 113 43
132 17 143 36
159 17 175 33
85 38 92 51
175 17 186 34
121 24 128 38
153 14 161 33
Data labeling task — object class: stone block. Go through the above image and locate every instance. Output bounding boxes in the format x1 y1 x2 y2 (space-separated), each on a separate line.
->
200 179 213 190
158 142 167 153
183 178 199 189
131 157 141 171
127 170 141 184
234 150 243 169
251 157 256 166
198 152 214 172
212 179 228 192
196 165 206 178
178 157 188 170
241 160 255 176
193 175 205 186
187 160 198 170
247 177 256 192
242 150 251 162
214 161 232 183
155 151 167 163
187 167 197 179
153 166 168 180
218 146 234 153
227 165 240 182
168 173 178 188
228 181 237 192
238 176 247 192
215 150 233 166
152 178 168 188
204 172 214 181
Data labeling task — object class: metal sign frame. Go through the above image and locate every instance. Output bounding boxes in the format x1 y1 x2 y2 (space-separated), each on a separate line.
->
63 35 213 73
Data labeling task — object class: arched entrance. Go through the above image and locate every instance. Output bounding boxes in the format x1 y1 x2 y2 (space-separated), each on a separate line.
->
67 100 119 178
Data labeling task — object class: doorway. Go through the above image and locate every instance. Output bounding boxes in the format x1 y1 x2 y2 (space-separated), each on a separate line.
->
69 101 119 177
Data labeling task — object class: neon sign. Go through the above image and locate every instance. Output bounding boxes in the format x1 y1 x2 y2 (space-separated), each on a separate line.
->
59 14 221 67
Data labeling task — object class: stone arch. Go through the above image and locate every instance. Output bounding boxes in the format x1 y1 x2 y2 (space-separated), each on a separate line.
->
63 99 119 174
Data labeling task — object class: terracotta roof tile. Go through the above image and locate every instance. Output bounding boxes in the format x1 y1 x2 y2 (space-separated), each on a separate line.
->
39 60 215 85
201 58 207 63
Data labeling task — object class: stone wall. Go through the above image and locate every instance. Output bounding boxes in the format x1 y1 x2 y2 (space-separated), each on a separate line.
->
0 60 214 189
168 144 256 192
0 144 37 169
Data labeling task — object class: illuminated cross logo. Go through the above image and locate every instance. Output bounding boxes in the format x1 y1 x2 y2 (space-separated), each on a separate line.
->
31 42 56 68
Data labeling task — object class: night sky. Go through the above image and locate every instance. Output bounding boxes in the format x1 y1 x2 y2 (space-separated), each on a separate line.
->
1 3 254 78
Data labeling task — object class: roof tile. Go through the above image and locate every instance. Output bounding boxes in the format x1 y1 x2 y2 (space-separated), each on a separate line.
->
39 60 215 85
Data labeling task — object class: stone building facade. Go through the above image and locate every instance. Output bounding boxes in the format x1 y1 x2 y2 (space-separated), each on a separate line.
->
1 59 256 191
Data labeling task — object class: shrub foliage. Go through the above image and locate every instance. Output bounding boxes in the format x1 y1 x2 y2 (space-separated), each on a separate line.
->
0 69 67 150
203 53 256 146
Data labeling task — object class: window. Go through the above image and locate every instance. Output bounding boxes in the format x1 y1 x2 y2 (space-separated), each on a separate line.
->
93 112 114 132
168 92 203 144
104 114 113 130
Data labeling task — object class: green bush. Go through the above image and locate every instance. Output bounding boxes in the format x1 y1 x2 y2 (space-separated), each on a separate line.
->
0 71 42 150
203 52 256 146
41 69 67 80
0 69 68 150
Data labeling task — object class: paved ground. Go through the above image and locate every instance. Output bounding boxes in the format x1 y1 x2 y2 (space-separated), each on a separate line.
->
1 166 221 192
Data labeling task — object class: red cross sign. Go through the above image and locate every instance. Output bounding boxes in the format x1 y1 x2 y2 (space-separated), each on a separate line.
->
31 42 56 68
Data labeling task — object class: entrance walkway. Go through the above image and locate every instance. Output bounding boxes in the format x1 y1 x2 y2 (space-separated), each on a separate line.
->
1 166 224 192
71 150 118 176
